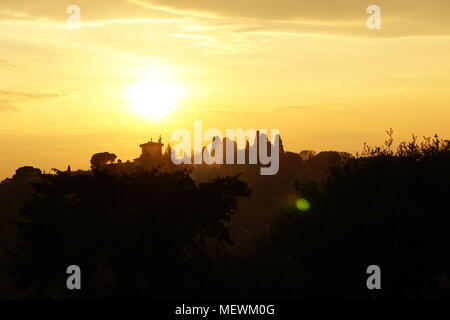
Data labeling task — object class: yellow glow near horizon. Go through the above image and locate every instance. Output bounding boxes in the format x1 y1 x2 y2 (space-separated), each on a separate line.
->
125 80 185 120
1 0 450 181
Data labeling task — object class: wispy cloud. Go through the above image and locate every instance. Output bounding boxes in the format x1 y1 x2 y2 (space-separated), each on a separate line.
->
0 91 65 112
275 106 314 110
0 100 18 112
0 90 66 100
173 21 267 54
136 0 450 38
199 110 239 114
1 0 449 38
0 0 171 23
275 103 348 110
0 58 17 68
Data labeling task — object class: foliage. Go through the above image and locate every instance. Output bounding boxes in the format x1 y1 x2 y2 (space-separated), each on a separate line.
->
8 168 250 298
260 133 450 298
90 152 117 170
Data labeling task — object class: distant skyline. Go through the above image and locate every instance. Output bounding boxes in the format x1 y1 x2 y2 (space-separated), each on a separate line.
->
1 0 450 179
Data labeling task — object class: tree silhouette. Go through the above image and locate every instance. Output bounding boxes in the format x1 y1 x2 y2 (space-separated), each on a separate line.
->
4 132 450 300
8 168 250 298
258 134 450 298
90 152 117 170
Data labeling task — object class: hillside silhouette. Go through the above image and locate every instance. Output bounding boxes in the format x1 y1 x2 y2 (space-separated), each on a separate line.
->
0 131 449 299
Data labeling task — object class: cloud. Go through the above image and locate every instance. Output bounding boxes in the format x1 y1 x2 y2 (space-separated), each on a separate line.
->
137 0 449 21
0 58 17 68
199 110 239 114
275 103 348 110
1 0 449 38
0 0 170 22
275 106 313 110
136 0 371 20
0 90 66 100
135 0 450 37
0 100 18 112
0 91 66 112
173 21 268 54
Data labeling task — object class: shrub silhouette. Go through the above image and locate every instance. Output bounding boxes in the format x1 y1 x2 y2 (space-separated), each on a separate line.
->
8 168 250 298
258 134 450 298
5 132 450 299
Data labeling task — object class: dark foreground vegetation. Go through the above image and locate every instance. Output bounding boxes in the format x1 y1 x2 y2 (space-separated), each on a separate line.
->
1 133 450 299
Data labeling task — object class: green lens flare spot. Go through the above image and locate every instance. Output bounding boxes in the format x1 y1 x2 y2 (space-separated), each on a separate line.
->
296 198 311 212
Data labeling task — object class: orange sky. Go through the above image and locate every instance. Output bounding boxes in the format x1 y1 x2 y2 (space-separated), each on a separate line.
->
1 0 450 179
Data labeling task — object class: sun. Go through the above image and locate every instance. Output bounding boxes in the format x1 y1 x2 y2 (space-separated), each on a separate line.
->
125 80 185 120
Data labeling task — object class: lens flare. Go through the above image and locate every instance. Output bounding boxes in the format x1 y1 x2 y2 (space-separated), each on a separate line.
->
296 198 311 212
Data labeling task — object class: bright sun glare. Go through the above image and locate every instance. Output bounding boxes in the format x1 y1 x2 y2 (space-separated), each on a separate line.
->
125 80 185 120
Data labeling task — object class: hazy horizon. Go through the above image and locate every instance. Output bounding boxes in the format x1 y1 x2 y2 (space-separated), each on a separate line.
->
1 0 450 179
